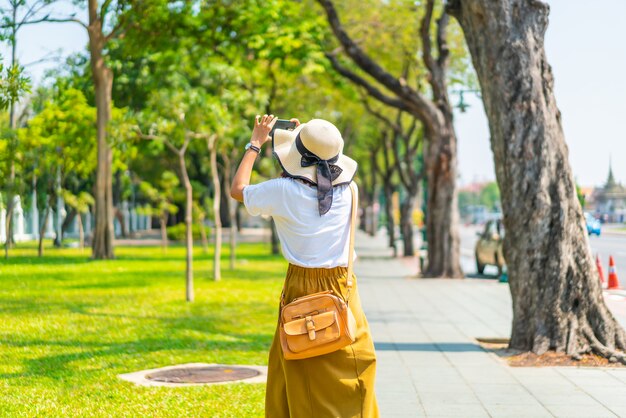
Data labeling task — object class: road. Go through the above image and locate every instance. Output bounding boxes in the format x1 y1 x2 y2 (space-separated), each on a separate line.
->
459 224 626 327
460 224 626 278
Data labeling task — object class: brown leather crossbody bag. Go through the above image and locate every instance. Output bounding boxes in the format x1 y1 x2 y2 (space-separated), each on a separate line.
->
279 182 358 360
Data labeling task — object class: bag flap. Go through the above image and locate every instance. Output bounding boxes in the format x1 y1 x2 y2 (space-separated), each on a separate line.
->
283 311 337 336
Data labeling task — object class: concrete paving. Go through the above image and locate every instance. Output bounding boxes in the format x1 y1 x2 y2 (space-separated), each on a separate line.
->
354 230 626 418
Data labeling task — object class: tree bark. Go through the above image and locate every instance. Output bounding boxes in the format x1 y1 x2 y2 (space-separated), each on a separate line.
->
223 153 237 270
377 134 397 256
88 1 115 260
58 208 77 245
449 0 626 361
115 208 127 238
424 125 462 277
198 213 209 254
159 214 168 251
400 194 417 256
76 213 84 250
208 135 222 281
38 196 52 257
4 3 18 259
270 219 280 254
382 183 396 254
179 153 194 302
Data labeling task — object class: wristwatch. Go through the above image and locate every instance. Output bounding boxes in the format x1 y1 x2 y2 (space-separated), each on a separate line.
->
245 143 261 154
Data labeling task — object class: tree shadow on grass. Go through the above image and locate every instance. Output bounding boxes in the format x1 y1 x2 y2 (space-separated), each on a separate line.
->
0 267 284 286
1 302 276 380
0 333 273 381
0 255 92 266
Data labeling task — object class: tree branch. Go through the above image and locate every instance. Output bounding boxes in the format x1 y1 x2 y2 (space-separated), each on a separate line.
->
381 131 393 176
316 0 432 114
420 0 436 77
436 12 450 69
391 113 416 191
180 135 192 155
104 13 128 43
100 0 113 20
136 128 180 155
359 92 401 131
19 0 48 27
4 16 88 30
327 53 410 112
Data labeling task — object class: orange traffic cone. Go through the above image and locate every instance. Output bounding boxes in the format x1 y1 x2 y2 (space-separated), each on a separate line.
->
608 256 621 290
596 254 606 287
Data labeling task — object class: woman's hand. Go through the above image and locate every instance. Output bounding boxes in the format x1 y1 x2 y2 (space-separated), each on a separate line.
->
251 114 278 147
290 118 301 127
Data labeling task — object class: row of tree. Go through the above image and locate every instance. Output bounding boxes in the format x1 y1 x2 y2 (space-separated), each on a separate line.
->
2 0 464 297
2 0 625 362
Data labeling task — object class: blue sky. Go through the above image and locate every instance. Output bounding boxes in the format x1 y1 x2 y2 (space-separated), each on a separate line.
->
4 0 625 187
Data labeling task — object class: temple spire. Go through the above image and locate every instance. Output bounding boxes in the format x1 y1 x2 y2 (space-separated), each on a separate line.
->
606 156 616 188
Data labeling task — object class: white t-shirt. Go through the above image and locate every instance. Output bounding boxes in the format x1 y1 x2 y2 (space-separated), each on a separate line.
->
243 177 357 268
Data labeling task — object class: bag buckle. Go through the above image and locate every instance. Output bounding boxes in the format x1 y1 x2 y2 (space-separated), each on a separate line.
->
305 315 316 340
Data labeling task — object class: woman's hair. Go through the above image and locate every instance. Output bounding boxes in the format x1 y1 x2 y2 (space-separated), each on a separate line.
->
280 171 317 187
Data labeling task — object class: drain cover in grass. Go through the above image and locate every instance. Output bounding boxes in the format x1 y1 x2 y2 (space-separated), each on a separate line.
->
118 363 268 387
146 365 260 384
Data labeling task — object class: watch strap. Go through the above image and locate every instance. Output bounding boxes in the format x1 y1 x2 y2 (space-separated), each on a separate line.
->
246 143 261 153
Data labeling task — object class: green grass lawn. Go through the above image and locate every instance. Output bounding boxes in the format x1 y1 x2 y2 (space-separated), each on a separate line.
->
0 242 287 417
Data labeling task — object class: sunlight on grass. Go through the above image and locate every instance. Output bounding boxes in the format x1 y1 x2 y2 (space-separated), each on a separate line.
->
0 241 286 417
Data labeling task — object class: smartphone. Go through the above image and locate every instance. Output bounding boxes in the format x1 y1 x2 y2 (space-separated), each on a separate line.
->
270 119 297 137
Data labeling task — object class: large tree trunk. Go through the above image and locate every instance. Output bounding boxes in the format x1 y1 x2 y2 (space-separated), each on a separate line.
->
208 135 221 281
179 154 194 302
450 0 626 361
424 127 462 277
88 7 115 260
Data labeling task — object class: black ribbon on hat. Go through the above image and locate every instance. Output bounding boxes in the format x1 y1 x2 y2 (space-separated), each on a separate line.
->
296 133 343 215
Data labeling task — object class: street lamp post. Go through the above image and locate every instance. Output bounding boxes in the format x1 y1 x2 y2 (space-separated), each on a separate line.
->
449 88 482 113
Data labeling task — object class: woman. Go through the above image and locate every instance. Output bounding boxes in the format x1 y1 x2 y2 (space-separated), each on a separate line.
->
231 114 379 418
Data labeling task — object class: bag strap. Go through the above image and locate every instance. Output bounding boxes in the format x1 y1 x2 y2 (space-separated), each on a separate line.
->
345 181 358 303
280 181 359 308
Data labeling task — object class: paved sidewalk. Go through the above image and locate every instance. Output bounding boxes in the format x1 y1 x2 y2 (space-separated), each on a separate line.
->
354 231 626 418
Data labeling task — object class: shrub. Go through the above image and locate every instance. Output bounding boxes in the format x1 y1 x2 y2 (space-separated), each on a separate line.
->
166 223 211 241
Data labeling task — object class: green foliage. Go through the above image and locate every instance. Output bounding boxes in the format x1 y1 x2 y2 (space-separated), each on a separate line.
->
137 170 179 220
61 189 94 214
576 183 586 209
0 242 286 416
17 87 97 218
0 61 30 110
458 182 501 212
166 222 211 241
479 182 501 210
20 87 97 182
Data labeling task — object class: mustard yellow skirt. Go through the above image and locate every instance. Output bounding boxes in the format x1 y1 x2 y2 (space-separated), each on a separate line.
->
265 263 379 418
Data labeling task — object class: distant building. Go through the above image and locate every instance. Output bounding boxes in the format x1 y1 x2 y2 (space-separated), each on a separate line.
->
592 162 626 223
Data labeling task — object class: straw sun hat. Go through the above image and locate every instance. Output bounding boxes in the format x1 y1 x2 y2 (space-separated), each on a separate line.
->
272 119 357 215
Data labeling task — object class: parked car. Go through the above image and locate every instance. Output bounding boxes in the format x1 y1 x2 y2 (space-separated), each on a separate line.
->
475 219 505 276
584 212 601 236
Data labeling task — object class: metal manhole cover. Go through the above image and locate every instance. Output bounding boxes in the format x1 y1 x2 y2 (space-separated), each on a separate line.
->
145 366 260 384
